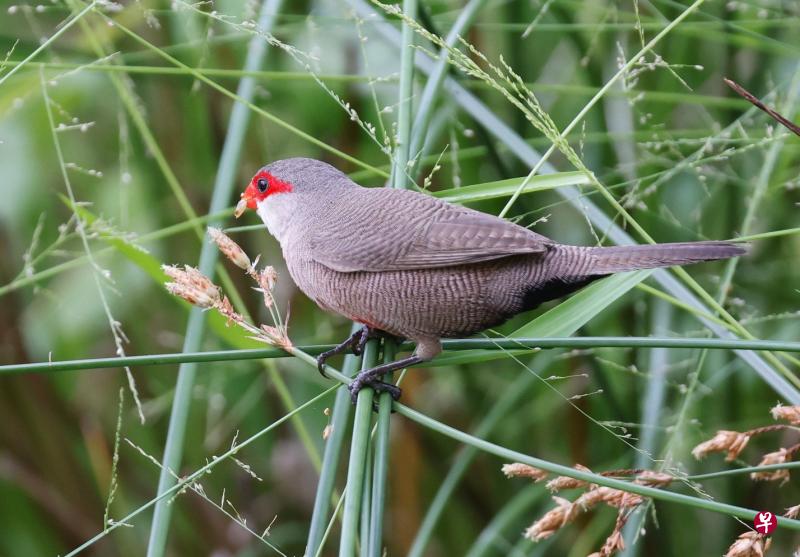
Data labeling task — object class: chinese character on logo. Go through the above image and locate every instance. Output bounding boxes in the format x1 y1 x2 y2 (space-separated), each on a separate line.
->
753 511 777 535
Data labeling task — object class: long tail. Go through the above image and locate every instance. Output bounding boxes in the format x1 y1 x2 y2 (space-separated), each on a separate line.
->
586 241 747 274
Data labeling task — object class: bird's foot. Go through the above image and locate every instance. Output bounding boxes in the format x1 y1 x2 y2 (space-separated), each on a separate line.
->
316 325 376 378
347 355 423 404
348 379 402 405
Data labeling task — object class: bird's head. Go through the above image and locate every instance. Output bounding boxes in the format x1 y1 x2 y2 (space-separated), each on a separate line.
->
235 157 353 218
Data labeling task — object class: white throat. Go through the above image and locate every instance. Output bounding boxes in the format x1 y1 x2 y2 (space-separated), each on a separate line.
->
255 194 294 244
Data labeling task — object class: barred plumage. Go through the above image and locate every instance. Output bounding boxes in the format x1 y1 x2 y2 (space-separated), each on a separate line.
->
241 158 746 400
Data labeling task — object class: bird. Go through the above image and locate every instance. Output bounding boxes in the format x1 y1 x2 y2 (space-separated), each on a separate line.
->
235 157 745 402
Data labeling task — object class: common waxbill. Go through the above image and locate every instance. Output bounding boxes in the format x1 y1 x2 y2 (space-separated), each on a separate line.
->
236 157 745 401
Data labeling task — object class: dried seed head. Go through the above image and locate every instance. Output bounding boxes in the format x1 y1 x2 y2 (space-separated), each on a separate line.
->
598 529 625 556
208 227 252 271
577 486 643 511
546 476 589 492
216 296 242 326
771 404 800 425
165 282 218 308
750 448 792 484
163 264 219 296
258 266 278 291
546 464 592 492
163 265 221 308
254 266 279 308
524 496 578 541
502 463 549 482
724 531 771 557
692 430 750 461
161 264 183 281
257 324 293 351
635 471 674 487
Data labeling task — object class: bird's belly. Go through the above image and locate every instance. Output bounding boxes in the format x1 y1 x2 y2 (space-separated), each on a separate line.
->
286 257 532 339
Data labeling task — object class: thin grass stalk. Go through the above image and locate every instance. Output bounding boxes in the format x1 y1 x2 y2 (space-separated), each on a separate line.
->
408 366 544 557
314 488 348 557
497 0 707 217
105 16 386 178
621 300 672 556
10 336 800 375
352 0 800 403
0 210 231 298
67 5 197 240
306 326 363 556
63 385 339 557
0 1 96 86
146 2 283 555
407 0 487 172
718 68 800 303
390 0 417 189
339 342 379 556
66 2 257 330
362 2 418 550
367 339 395 557
359 447 374 557
64 345 800 557
4 60 760 110
393 404 800 531
687 462 800 480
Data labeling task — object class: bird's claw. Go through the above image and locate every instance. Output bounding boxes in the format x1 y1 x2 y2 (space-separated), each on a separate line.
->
316 325 374 378
348 378 401 405
353 326 371 356
316 355 331 378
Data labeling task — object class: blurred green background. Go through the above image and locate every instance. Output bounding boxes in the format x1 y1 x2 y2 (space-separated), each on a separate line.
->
0 0 799 555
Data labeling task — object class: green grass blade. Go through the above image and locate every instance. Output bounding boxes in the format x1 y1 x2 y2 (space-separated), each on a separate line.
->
408 367 543 557
407 0 488 172
355 3 800 403
11 336 800 376
339 343 378 557
432 172 591 203
146 2 284 555
394 404 800 531
306 327 362 556
366 340 396 557
432 270 654 367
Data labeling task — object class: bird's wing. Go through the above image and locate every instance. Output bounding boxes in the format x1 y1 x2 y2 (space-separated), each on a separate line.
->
308 188 551 272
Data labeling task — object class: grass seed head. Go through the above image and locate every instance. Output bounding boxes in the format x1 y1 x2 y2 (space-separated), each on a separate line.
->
501 463 549 482
635 471 674 487
771 404 800 425
724 532 771 557
162 265 221 308
750 447 794 484
577 486 644 511
524 496 578 541
207 227 252 271
546 464 593 492
596 528 625 557
692 430 750 461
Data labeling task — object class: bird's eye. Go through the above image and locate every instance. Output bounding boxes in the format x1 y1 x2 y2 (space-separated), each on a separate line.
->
257 178 269 193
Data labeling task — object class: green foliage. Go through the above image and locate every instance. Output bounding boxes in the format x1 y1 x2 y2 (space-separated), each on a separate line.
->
1 1 799 556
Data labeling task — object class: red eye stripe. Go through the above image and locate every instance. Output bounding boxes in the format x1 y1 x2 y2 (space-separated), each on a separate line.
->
249 170 294 203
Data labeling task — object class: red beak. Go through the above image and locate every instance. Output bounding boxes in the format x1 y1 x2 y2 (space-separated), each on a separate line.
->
235 183 258 218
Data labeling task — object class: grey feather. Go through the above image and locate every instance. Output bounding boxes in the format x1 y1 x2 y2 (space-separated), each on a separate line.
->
305 188 550 272
251 158 746 365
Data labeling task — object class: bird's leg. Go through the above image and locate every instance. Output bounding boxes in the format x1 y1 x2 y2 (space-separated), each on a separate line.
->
348 338 440 404
316 325 378 377
348 355 423 404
